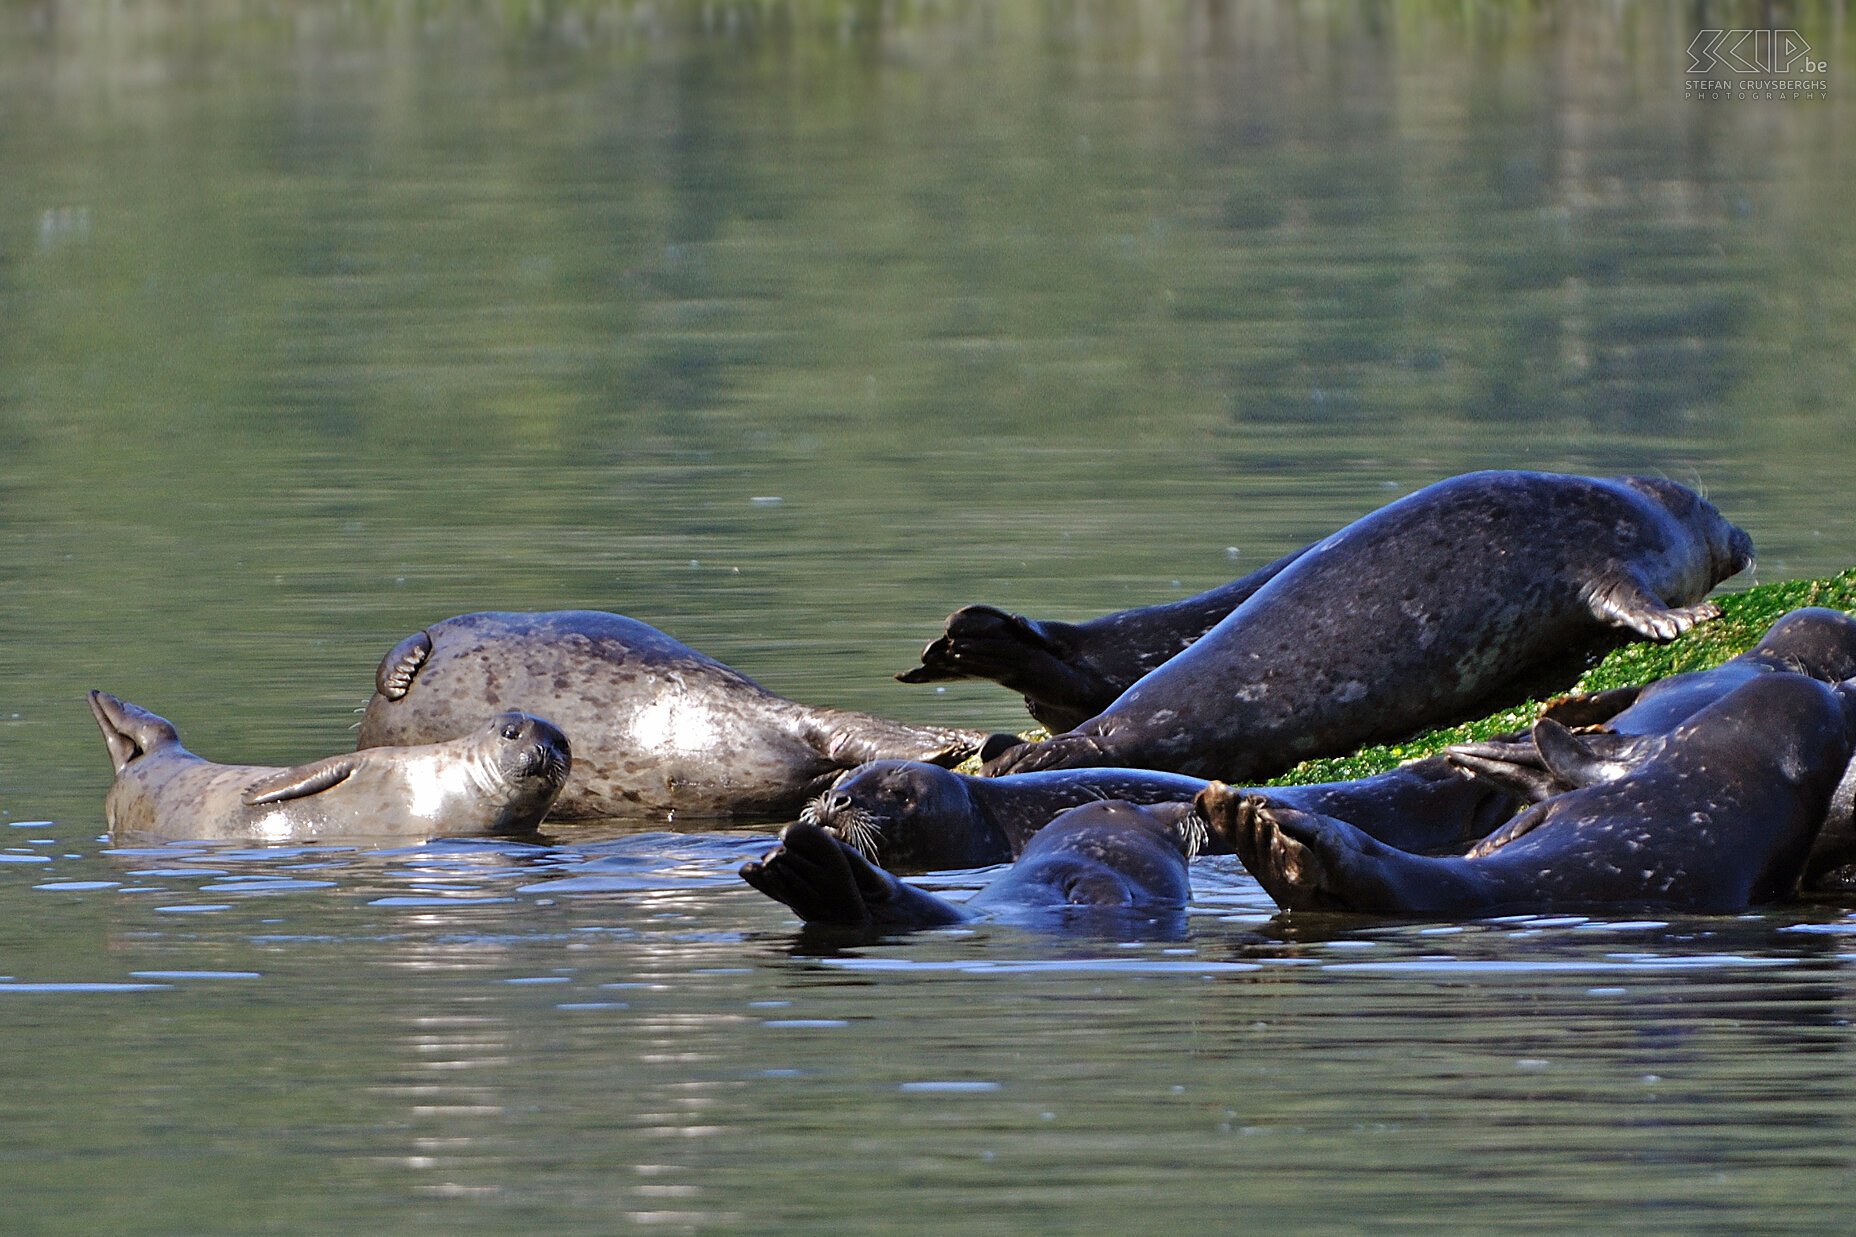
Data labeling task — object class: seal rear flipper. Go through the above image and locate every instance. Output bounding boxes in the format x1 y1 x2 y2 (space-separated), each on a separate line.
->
741 822 967 929
898 607 1120 727
88 691 182 773
1584 571 1723 642
375 630 433 701
1532 718 1658 787
981 733 1115 777
243 754 359 805
1540 684 1646 728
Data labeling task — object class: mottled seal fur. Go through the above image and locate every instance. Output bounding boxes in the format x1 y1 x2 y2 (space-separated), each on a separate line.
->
92 691 570 842
899 547 1308 731
356 610 1005 821
1198 673 1854 916
800 754 1520 872
739 800 1198 930
984 472 1753 780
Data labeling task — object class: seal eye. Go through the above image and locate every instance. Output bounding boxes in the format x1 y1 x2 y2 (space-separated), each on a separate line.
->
500 721 524 742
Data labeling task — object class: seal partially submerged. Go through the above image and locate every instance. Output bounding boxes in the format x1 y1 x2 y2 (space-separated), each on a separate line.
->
984 473 1753 780
800 754 1519 872
1197 673 1854 916
740 800 1198 931
899 547 1308 731
356 610 1006 821
91 690 570 842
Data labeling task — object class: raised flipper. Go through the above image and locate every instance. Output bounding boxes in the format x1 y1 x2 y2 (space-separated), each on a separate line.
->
1532 718 1660 787
740 822 971 928
897 606 1118 730
88 691 182 773
1539 684 1646 728
374 630 433 701
1584 571 1722 642
244 754 361 805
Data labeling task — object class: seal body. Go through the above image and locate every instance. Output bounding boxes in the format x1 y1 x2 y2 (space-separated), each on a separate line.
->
899 547 1308 731
356 611 1001 821
91 691 570 842
985 473 1753 780
739 800 1197 931
802 754 1519 872
1199 673 1855 916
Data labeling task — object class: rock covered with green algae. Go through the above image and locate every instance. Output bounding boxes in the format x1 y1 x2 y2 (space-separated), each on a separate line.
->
1271 569 1856 786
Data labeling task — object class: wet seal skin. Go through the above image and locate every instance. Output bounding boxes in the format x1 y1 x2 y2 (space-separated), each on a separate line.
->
91 690 569 842
739 800 1199 931
1197 673 1856 916
983 472 1754 780
356 610 1010 821
899 546 1309 732
1444 607 1856 890
799 754 1519 873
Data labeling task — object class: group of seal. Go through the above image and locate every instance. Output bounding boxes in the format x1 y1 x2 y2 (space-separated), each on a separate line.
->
98 467 1856 928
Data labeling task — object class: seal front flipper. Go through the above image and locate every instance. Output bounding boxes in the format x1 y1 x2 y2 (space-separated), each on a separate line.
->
89 691 182 773
1584 571 1723 641
375 630 434 701
1539 684 1646 728
1444 749 1567 804
1532 718 1661 787
982 733 1116 777
741 822 970 929
243 754 360 805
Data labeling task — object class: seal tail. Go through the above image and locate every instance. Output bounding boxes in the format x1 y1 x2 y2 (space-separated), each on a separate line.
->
88 691 180 773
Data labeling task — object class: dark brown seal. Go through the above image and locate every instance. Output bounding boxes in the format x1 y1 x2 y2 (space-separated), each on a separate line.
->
899 547 1308 732
740 800 1198 931
800 754 1519 872
91 691 570 842
355 610 1007 821
984 472 1753 780
1198 673 1854 916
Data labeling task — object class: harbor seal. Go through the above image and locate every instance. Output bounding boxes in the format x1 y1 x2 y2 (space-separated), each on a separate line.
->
1197 673 1854 915
91 690 570 842
739 800 1197 930
801 754 1520 872
984 472 1753 779
899 547 1308 731
356 610 1007 821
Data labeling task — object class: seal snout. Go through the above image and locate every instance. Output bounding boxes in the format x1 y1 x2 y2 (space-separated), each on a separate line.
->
490 711 572 784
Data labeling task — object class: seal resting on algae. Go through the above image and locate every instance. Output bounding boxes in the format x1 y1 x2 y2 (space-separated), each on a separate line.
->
740 800 1198 931
1196 673 1855 916
798 755 1520 872
356 610 1009 821
92 690 569 842
983 472 1753 780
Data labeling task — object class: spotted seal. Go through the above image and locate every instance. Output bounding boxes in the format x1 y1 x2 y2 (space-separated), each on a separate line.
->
91 690 569 842
356 610 1007 821
799 754 1520 872
1197 673 1854 915
739 800 1198 931
899 547 1308 731
983 472 1753 779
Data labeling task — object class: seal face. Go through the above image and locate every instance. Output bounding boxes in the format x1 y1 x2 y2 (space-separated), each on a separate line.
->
355 610 1003 821
984 472 1753 780
1199 673 1854 916
803 754 1519 873
740 800 1199 932
91 691 570 842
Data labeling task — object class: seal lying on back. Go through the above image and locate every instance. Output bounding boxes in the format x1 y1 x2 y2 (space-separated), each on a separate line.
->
1446 608 1856 889
984 472 1754 779
739 800 1197 930
356 611 1005 821
1197 673 1855 916
899 547 1308 732
801 755 1520 872
91 690 570 842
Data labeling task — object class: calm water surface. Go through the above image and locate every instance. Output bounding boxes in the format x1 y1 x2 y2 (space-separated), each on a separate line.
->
4 2 1856 1230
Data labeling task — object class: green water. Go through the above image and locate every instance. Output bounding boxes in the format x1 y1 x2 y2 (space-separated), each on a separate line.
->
4 1 1856 1230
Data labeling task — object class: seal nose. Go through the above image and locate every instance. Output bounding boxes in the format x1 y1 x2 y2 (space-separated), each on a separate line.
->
823 791 852 821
